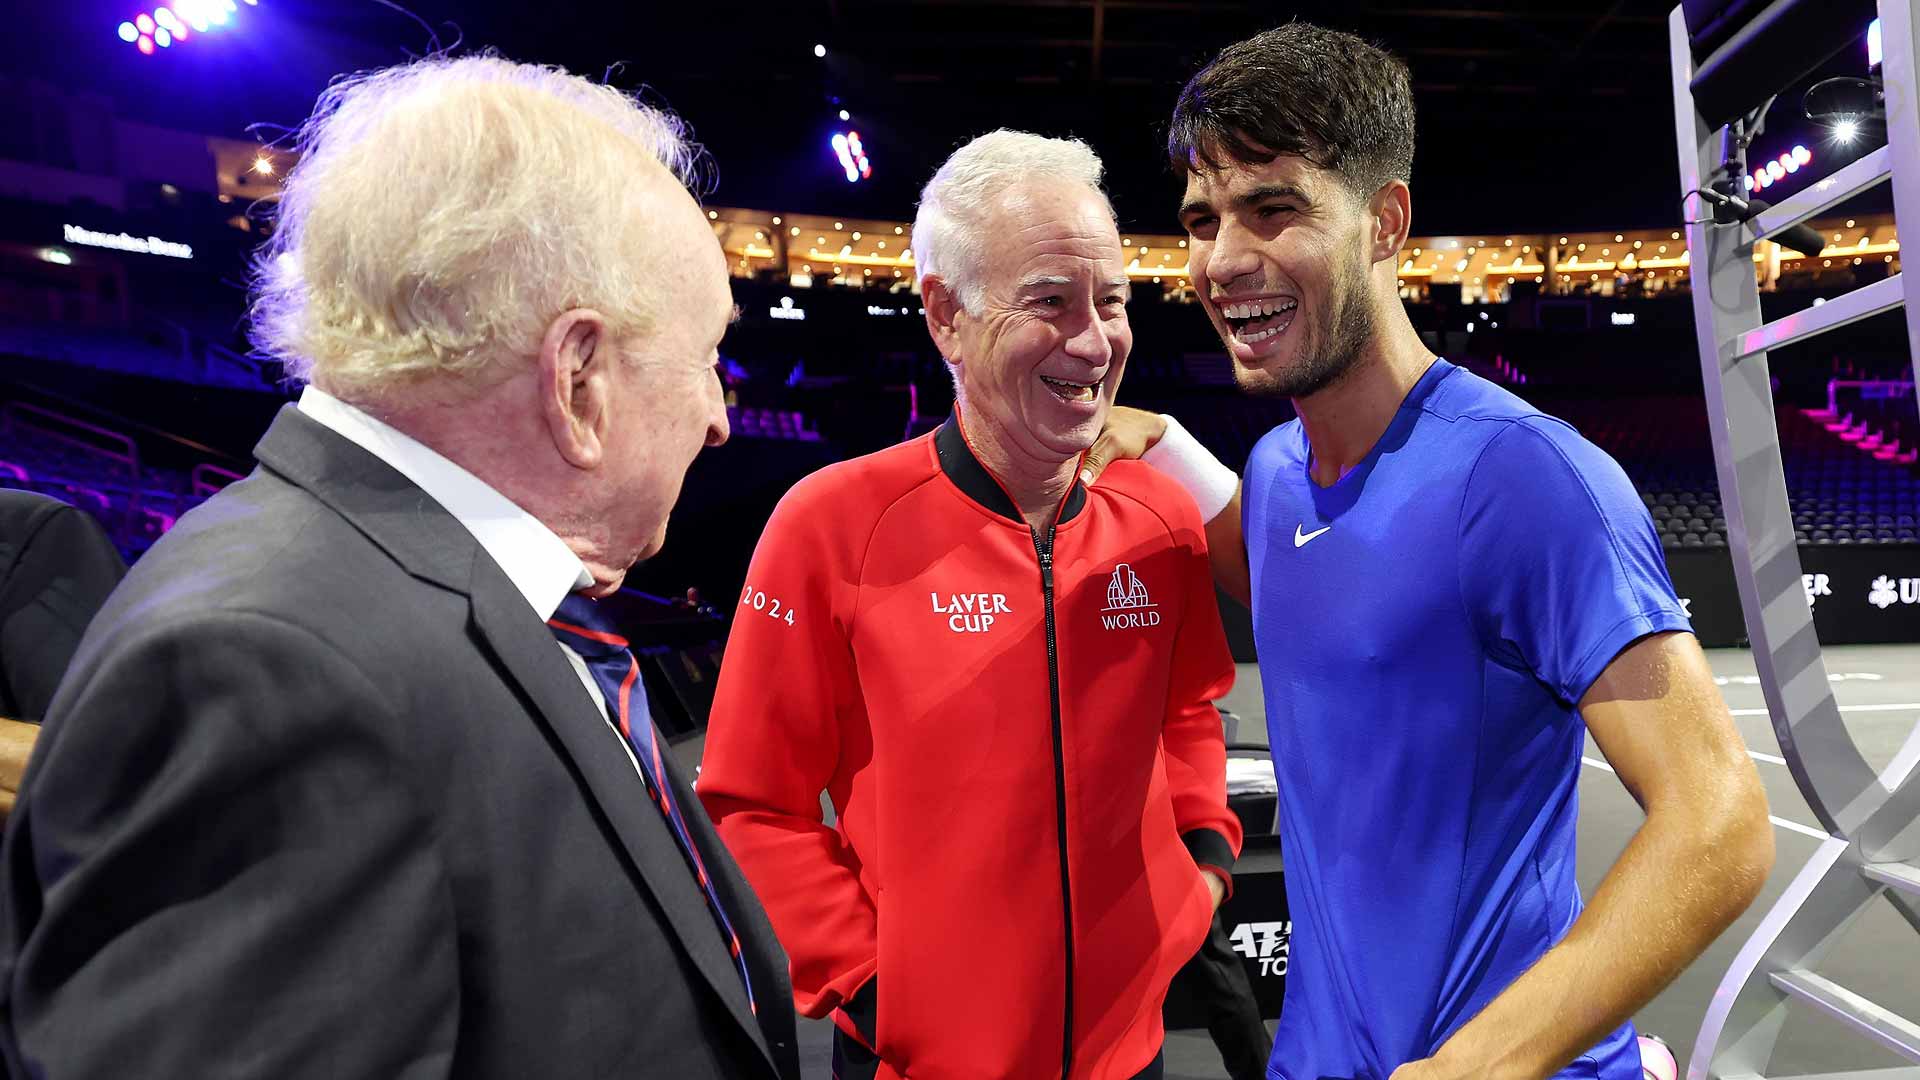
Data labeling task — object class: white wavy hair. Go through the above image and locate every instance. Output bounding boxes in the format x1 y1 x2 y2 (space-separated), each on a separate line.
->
250 54 706 402
912 129 1112 314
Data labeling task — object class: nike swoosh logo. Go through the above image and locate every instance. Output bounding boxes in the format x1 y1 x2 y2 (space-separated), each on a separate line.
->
1294 524 1332 548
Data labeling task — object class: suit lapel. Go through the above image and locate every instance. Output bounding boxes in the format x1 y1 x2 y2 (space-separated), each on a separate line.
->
254 406 782 1073
659 745 799 1068
467 559 777 1068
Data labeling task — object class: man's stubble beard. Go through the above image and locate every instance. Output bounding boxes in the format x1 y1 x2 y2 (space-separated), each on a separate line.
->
1230 251 1377 401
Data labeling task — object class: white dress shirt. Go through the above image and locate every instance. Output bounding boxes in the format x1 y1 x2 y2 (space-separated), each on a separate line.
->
296 386 611 716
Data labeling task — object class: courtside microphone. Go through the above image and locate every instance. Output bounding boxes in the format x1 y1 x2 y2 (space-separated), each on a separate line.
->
1693 185 1830 260
1738 197 1831 262
1699 121 1830 259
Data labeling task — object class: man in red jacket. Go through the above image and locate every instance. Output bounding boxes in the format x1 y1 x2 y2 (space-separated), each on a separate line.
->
698 129 1241 1080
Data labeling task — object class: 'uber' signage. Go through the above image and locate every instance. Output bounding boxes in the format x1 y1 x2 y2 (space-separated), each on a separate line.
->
1667 545 1920 647
1869 575 1920 609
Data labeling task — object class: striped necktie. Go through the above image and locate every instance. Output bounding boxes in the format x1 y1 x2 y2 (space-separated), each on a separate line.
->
548 593 757 1013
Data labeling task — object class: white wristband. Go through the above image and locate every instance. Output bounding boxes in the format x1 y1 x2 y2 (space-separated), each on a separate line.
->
1141 414 1238 522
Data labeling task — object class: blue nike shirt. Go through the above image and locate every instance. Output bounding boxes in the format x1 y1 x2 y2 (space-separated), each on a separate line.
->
1242 359 1690 1080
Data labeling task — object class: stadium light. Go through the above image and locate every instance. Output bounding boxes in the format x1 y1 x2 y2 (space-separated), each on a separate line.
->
176 0 211 30
851 132 871 178
831 130 872 183
120 0 255 52
832 133 856 182
813 43 826 58
1835 118 1861 144
838 109 850 121
1792 145 1812 165
1781 152 1799 174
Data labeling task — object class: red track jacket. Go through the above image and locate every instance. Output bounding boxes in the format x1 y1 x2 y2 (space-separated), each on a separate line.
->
699 416 1241 1080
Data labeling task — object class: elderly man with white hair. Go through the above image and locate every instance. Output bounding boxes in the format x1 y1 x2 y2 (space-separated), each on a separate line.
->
0 56 799 1080
698 130 1240 1080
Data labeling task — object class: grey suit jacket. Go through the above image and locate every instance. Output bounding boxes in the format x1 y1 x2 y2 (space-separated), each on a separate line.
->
0 405 800 1079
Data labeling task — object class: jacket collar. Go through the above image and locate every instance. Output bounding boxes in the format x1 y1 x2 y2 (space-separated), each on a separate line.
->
252 404 478 594
294 386 589 619
933 411 1087 528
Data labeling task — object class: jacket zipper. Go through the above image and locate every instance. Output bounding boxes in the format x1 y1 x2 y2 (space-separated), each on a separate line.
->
1032 524 1074 1079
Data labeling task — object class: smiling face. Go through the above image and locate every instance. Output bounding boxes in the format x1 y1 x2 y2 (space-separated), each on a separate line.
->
941 176 1133 459
1179 152 1381 400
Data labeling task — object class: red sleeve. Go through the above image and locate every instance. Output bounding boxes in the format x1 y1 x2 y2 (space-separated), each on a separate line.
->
697 474 876 1017
1159 513 1243 896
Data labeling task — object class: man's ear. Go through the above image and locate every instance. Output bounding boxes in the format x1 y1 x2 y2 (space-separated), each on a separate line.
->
922 275 967 368
1368 179 1413 267
538 308 614 470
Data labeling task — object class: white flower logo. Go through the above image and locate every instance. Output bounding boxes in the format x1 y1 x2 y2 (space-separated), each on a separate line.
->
1869 575 1900 610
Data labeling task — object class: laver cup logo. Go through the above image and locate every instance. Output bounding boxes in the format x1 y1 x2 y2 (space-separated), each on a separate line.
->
1228 920 1291 976
931 592 1009 633
1100 563 1160 630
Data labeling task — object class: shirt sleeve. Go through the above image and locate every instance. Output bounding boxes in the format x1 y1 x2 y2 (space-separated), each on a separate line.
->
697 472 878 1019
1457 419 1692 706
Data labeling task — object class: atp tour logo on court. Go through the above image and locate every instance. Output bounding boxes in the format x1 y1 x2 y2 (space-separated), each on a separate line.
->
1868 575 1920 610
1227 921 1291 977
1099 563 1160 630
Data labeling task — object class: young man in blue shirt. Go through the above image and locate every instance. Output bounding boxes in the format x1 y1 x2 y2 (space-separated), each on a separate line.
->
1083 23 1775 1080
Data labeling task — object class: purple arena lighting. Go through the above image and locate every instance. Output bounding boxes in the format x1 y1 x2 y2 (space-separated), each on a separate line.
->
120 0 254 51
831 130 872 183
848 131 872 179
1747 144 1815 193
831 133 855 182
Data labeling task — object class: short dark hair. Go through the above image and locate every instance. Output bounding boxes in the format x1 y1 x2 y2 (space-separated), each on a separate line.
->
1168 22 1416 197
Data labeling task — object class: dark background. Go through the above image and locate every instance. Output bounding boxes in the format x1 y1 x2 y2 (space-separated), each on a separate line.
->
0 0 1886 236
